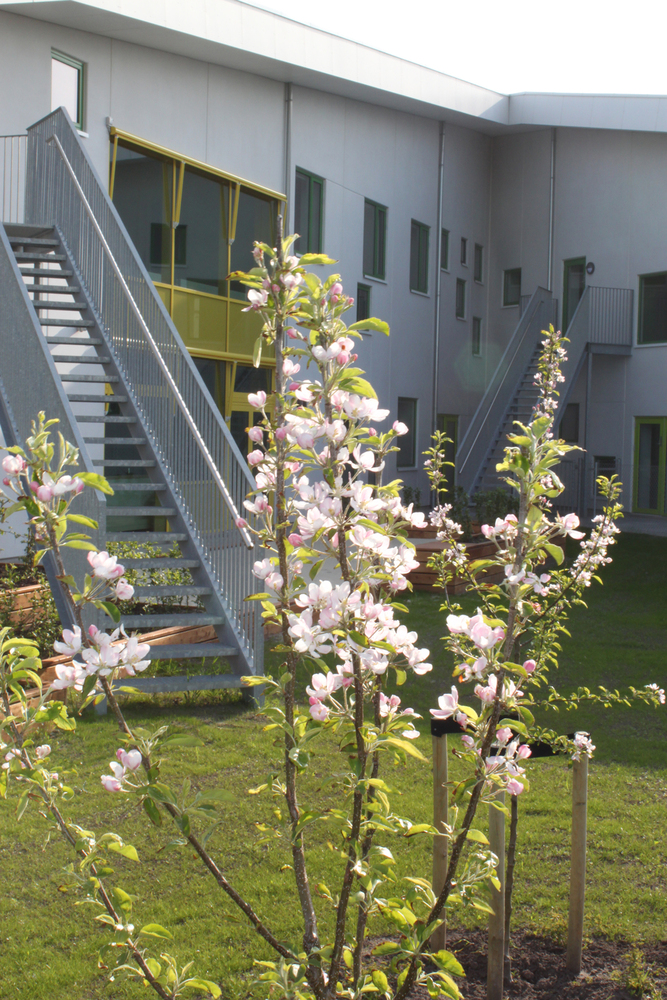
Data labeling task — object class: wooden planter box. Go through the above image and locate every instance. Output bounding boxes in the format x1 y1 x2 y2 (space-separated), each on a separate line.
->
2 583 50 625
407 538 504 594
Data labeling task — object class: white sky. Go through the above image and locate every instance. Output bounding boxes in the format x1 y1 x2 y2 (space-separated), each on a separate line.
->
241 0 667 96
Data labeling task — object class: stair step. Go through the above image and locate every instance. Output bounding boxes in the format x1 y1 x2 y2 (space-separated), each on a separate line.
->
121 614 224 628
46 335 102 345
68 393 127 403
19 268 73 277
123 557 195 569
132 586 211 597
15 252 66 261
51 354 111 364
31 301 87 311
146 644 237 661
84 436 146 445
106 532 186 543
107 482 166 491
59 373 118 383
39 317 95 327
111 507 176 517
25 284 80 293
94 458 154 467
9 236 59 246
80 414 136 423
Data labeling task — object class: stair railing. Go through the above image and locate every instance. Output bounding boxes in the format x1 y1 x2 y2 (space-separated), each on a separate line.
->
25 108 261 667
457 287 556 494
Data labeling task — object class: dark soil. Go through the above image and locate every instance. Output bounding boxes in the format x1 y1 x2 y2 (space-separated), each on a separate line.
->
0 560 44 589
421 928 667 999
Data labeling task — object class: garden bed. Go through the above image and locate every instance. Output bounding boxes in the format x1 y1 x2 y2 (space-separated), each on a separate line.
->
406 537 504 593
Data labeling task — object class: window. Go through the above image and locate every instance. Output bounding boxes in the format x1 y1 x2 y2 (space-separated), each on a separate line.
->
455 278 466 319
410 221 429 293
356 283 371 324
51 51 85 130
638 273 667 344
396 398 417 468
440 228 449 270
472 316 482 355
634 418 667 513
294 168 323 254
559 402 579 443
363 199 387 279
503 268 522 306
474 243 483 283
460 237 468 266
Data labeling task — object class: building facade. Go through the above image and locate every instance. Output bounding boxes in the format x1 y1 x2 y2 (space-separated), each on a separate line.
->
1 0 667 519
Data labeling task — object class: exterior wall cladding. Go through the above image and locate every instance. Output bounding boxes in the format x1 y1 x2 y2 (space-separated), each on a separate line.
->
1 4 667 514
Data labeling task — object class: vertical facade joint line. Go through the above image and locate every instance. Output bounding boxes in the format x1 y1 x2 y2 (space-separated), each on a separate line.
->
432 121 446 443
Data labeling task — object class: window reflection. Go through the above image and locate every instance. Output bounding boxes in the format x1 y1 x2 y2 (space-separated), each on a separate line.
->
178 168 229 295
230 190 277 298
113 144 172 284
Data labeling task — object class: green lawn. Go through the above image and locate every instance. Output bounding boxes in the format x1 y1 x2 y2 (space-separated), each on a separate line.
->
0 532 665 999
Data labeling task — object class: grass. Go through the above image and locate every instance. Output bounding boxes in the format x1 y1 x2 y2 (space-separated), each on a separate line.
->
0 532 666 999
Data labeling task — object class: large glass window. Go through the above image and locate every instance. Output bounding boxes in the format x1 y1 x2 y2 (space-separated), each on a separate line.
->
503 268 522 306
634 418 667 513
363 199 387 279
638 273 667 344
410 221 429 294
177 167 229 295
52 51 84 130
294 168 323 254
230 189 278 298
112 144 172 284
397 397 417 468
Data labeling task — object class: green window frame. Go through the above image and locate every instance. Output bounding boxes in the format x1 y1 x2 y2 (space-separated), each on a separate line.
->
294 168 323 255
51 50 85 130
638 272 667 345
474 243 483 283
503 268 522 307
363 199 387 279
440 228 449 271
633 417 667 514
456 278 466 319
472 316 481 355
356 283 371 324
410 220 429 293
460 237 468 266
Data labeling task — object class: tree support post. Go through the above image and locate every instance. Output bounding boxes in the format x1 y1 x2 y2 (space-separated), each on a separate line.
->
566 754 588 973
487 790 505 1000
430 719 450 951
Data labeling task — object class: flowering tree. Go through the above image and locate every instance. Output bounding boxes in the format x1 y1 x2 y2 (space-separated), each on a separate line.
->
0 242 664 1000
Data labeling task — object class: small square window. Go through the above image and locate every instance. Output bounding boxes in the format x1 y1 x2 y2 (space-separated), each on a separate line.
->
410 220 429 293
356 283 371 324
503 268 522 307
460 237 468 266
638 272 667 344
456 278 466 319
397 397 417 468
472 316 482 355
294 168 324 254
440 228 449 271
51 50 85 130
474 243 483 283
363 200 387 279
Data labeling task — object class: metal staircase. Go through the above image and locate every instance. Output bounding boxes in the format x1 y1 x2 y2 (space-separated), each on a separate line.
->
0 109 263 695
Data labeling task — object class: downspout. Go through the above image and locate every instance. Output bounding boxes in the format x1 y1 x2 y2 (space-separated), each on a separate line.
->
431 122 446 439
283 82 293 233
547 128 556 293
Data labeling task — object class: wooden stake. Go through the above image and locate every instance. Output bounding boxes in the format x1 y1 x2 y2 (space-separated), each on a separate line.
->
566 755 588 973
487 790 505 1000
430 730 449 952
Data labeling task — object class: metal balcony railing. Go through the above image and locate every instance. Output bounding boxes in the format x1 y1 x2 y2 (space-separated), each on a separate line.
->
1 135 27 223
25 108 262 670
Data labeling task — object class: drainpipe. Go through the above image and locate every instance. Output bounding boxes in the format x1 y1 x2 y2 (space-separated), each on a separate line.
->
283 83 293 232
431 122 446 439
547 128 556 293
581 349 592 516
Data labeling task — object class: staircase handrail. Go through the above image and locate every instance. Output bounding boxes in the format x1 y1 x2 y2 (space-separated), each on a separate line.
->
45 132 253 550
457 287 554 493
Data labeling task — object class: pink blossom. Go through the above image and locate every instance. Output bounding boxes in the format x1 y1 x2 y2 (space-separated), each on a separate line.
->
243 288 269 312
247 449 264 467
446 614 470 634
116 748 142 771
309 698 329 722
115 579 134 601
516 744 532 760
53 626 82 657
430 685 459 720
496 727 513 745
283 359 301 377
523 659 536 673
236 517 248 528
2 454 25 475
307 672 343 701
101 773 123 792
36 482 54 502
507 778 525 796
461 734 476 749
558 512 585 540
247 425 263 443
275 426 288 440
393 421 409 435
475 674 498 704
35 745 51 759
88 550 125 580
248 391 267 409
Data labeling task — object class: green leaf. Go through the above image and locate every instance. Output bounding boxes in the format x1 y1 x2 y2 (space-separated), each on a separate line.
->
298 253 338 265
385 737 427 761
244 592 270 601
542 542 564 565
344 376 377 399
288 747 310 769
77 472 114 495
63 539 97 551
466 829 489 845
99 600 121 623
67 514 99 528
146 782 177 806
371 970 389 992
144 958 162 979
183 979 222 998
111 886 133 914
199 788 236 803
143 797 162 827
138 923 173 940
347 317 390 335
108 842 139 862
431 951 465 977
240 675 266 686
371 942 401 956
